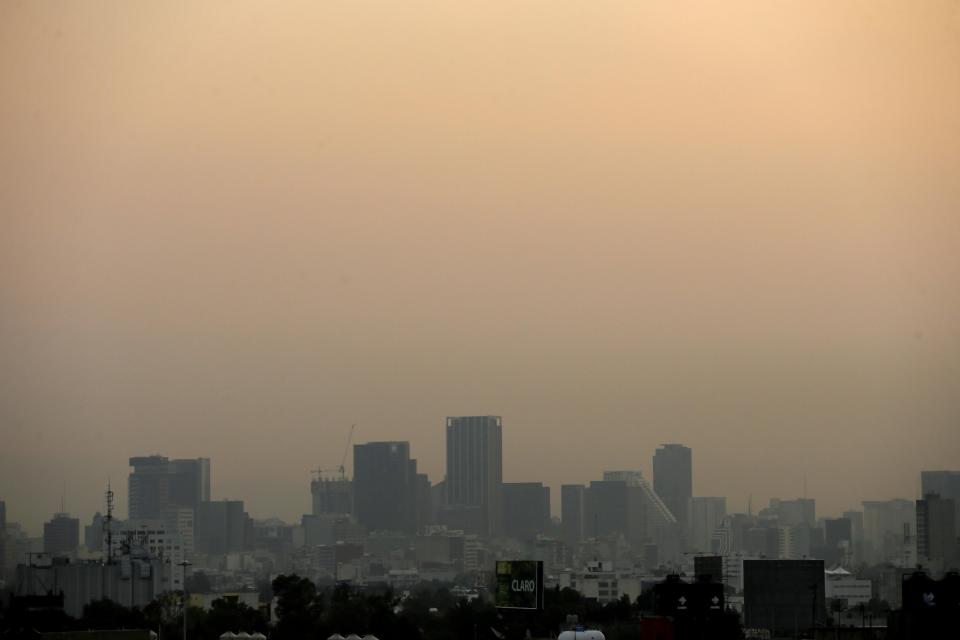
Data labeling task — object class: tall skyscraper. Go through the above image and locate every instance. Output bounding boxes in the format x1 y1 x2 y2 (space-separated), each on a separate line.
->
561 484 586 545
353 441 419 533
502 482 550 539
653 444 692 531
688 496 727 553
444 416 503 535
921 470 960 524
916 493 958 566
128 455 210 520
43 513 80 556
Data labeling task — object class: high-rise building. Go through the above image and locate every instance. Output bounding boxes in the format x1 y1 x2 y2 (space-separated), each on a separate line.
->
689 497 727 553
195 500 248 554
769 498 816 528
84 512 104 552
916 493 958 566
353 441 419 533
444 416 503 535
128 456 210 520
502 482 550 539
862 499 916 566
602 469 680 559
584 480 646 548
311 477 353 516
652 444 692 532
43 513 80 556
921 470 960 525
561 484 586 545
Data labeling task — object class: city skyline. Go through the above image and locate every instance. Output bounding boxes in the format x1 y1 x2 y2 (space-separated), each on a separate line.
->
2 436 955 537
3 1 959 539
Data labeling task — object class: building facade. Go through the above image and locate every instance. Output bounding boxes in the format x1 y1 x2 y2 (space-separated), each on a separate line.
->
353 441 419 533
652 444 692 533
444 416 503 535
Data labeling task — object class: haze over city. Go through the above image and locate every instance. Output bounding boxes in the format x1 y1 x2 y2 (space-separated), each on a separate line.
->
3 0 960 536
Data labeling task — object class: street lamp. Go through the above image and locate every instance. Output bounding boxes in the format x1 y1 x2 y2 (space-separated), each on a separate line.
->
179 560 192 640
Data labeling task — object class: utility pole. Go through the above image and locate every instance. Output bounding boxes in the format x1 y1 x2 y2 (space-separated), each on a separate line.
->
179 560 192 640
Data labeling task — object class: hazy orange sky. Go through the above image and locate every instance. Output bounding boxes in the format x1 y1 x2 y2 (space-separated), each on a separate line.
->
2 1 959 534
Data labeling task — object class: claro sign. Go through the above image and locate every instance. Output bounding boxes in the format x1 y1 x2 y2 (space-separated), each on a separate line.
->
494 560 544 610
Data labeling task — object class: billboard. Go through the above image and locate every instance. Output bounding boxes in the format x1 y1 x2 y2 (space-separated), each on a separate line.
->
494 560 544 610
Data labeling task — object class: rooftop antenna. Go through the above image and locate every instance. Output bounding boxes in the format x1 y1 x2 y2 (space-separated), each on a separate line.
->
803 474 807 500
104 479 115 565
747 494 752 517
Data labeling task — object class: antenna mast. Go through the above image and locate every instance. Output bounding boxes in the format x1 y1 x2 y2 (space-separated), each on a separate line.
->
104 480 115 565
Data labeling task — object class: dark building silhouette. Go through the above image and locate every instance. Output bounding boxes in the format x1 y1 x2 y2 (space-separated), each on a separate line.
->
311 477 353 516
694 555 723 584
444 416 503 535
584 480 646 547
561 484 586 545
84 512 104 552
128 456 210 520
922 470 960 529
743 559 825 636
353 441 419 533
43 513 79 556
195 500 248 554
917 493 958 566
653 444 692 532
502 482 550 539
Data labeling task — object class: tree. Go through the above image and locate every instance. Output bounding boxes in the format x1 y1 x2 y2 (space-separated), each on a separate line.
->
271 574 324 640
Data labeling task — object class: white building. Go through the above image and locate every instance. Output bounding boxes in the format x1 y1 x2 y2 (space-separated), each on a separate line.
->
110 519 187 590
558 560 644 604
824 567 871 607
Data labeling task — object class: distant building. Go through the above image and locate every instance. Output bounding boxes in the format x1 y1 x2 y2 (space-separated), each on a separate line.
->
43 513 79 557
561 484 586 545
17 554 167 618
916 493 958 567
84 513 104 553
742 559 825 636
766 498 816 528
195 500 249 555
558 560 644 604
822 517 853 566
921 470 960 527
353 441 419 533
302 513 366 546
688 497 726 553
652 444 692 533
444 416 503 536
128 456 210 520
113 519 187 589
862 499 916 566
603 470 680 561
823 567 871 607
311 477 353 516
502 482 550 539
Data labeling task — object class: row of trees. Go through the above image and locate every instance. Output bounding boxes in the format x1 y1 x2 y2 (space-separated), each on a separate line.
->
1 575 746 640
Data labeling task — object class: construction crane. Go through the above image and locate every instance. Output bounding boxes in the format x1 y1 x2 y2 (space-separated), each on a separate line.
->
311 424 356 480
337 423 355 479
